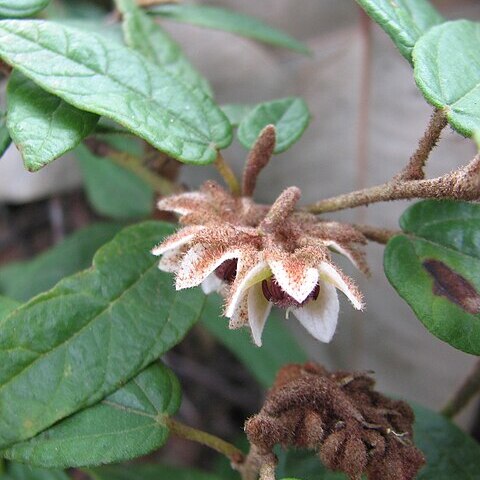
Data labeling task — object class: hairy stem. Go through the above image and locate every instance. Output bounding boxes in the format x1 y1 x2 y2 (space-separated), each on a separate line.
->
441 359 480 419
354 224 400 244
236 445 277 480
165 417 245 464
397 109 447 181
306 154 480 214
215 152 241 196
108 151 177 195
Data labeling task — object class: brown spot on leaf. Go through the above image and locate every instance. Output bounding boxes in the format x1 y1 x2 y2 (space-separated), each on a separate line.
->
423 259 480 315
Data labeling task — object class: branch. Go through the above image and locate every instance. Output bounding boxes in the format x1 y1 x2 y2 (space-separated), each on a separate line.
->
236 445 277 480
306 153 480 214
165 417 245 464
108 151 177 195
441 359 480 419
215 152 241 196
396 109 447 181
353 224 400 244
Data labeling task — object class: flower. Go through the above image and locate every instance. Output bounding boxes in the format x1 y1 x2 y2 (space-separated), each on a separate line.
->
152 126 367 346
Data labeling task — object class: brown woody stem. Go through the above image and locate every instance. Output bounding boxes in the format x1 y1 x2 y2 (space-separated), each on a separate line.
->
165 417 245 464
441 359 480 419
353 224 400 244
108 151 177 195
306 154 480 214
215 152 241 196
397 109 448 181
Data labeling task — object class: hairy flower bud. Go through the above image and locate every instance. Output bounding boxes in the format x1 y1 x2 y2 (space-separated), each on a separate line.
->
245 363 425 480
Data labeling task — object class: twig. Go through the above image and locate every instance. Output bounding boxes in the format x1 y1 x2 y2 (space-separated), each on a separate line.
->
215 152 241 196
396 109 448 181
259 460 277 480
306 153 480 214
165 417 245 464
108 151 177 195
353 224 400 244
236 445 277 480
441 359 480 419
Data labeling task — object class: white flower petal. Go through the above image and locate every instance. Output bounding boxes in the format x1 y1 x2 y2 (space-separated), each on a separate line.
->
292 281 339 342
157 192 208 216
151 225 204 256
228 294 249 329
201 273 223 294
247 283 272 346
325 240 357 267
225 259 270 318
158 246 185 273
176 244 240 290
269 259 319 303
318 262 364 310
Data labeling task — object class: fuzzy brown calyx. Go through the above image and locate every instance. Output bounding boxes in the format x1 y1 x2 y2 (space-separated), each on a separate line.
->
154 180 368 346
245 363 425 480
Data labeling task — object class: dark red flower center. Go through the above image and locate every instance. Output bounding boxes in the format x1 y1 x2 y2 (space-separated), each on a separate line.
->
262 277 320 308
215 259 238 283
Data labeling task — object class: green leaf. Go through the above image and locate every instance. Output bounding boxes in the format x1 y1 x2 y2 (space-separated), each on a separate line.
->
56 19 124 44
384 200 480 354
413 20 480 138
238 98 310 154
201 294 307 388
0 221 205 448
7 70 98 171
116 0 212 96
0 0 49 18
0 20 232 164
0 110 11 158
0 296 19 323
75 144 154 220
149 4 310 55
221 104 254 128
0 222 123 302
90 464 223 480
413 404 480 479
3 362 181 468
6 463 68 480
356 0 443 62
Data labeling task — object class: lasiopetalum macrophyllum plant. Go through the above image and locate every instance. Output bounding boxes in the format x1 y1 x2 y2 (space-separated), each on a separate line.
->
0 1 480 480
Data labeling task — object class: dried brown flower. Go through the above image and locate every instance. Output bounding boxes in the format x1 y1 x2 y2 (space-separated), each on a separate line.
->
152 126 368 345
245 363 425 480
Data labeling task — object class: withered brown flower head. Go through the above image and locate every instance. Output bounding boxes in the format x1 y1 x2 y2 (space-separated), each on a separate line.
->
152 125 368 346
245 362 425 480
